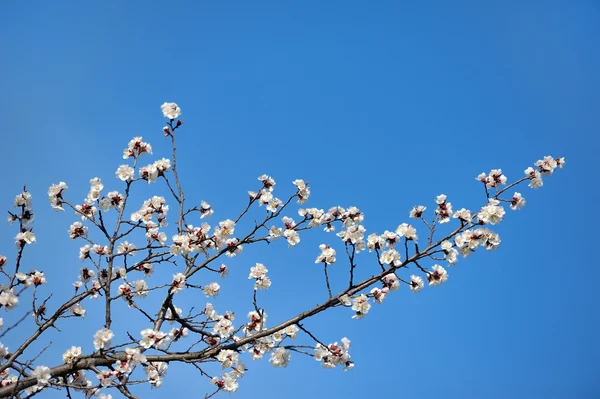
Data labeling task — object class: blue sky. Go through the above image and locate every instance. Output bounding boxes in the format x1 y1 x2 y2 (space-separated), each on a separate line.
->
0 1 598 398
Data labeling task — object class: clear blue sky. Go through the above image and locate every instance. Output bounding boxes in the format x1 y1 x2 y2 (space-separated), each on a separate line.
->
1 1 598 398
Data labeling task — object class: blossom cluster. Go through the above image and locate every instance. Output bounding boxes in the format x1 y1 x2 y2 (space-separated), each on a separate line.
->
123 136 152 159
314 337 353 370
0 101 567 398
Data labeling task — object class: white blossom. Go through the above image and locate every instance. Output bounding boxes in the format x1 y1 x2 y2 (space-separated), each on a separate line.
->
283 229 300 247
68 222 87 240
435 194 453 223
115 165 135 181
410 275 424 293
409 205 426 219
161 102 181 119
269 347 291 368
145 361 168 388
478 199 505 225
62 346 82 364
32 366 51 386
93 328 114 350
351 294 371 319
48 182 68 211
200 201 213 218
171 273 186 294
427 265 448 286
396 223 418 241
203 282 221 297
0 289 19 310
510 192 526 210
139 329 169 349
315 244 336 264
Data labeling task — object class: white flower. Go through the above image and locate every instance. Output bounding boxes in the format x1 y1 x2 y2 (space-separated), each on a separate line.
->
337 224 366 247
139 164 158 183
32 366 51 386
200 201 213 218
453 208 472 223
203 282 221 297
124 136 152 159
535 155 560 175
283 229 300 247
409 205 426 219
117 241 137 255
525 167 543 189
477 169 507 188
145 361 168 388
258 174 276 191
510 192 526 210
266 197 283 212
211 373 239 393
139 329 169 349
71 303 86 318
284 324 299 339
154 158 171 174
62 346 82 364
0 289 19 310
246 310 267 334
370 287 388 304
339 294 352 306
396 223 418 241
379 249 401 267
125 347 147 367
315 244 336 264
435 194 453 223
68 222 87 239
15 230 36 245
133 280 148 297
28 271 46 286
14 191 32 209
382 273 400 291
410 275 425 293
248 263 271 290
441 240 459 265
248 263 268 279
161 102 181 119
75 199 98 220
259 190 273 206
367 233 384 252
93 328 114 350
269 226 282 240
0 343 8 357
224 238 243 257
269 347 291 368
427 265 448 286
171 273 186 294
351 294 371 319
293 179 311 203
214 317 234 338
219 264 229 278
115 165 135 181
170 234 192 256
215 219 235 238
478 199 505 225
282 216 296 229
314 337 353 370
217 349 239 369
48 182 68 211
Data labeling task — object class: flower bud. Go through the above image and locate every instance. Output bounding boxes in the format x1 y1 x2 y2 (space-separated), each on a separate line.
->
176 119 183 127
